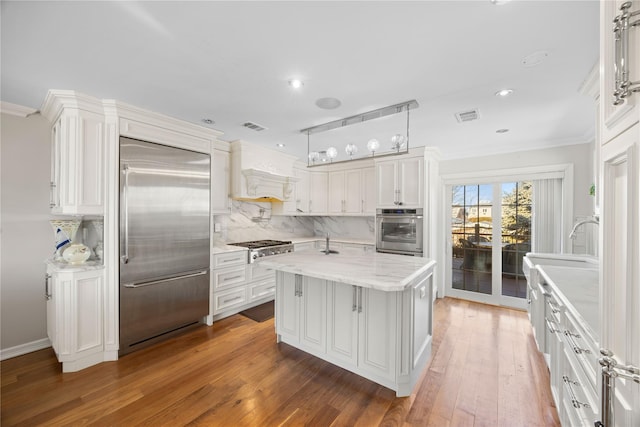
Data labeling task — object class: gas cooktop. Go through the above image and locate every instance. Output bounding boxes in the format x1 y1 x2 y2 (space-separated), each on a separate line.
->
228 239 292 249
228 240 294 263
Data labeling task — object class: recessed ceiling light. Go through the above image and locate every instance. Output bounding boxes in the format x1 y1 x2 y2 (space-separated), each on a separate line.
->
276 143 285 148
522 51 550 67
201 118 215 125
315 97 341 110
495 89 514 97
496 128 510 133
288 79 304 89
490 0 511 4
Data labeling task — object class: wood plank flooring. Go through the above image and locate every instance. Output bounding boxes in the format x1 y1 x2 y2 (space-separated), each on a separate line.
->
1 297 560 426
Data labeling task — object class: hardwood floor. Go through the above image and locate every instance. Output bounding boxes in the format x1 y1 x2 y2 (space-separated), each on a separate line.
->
1 297 559 426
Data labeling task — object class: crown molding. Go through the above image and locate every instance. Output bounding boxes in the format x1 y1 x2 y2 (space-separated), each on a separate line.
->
0 101 38 118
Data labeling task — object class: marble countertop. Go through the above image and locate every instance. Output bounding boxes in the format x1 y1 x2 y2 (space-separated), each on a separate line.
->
537 265 599 342
211 244 248 254
260 251 435 292
290 237 374 245
46 259 105 272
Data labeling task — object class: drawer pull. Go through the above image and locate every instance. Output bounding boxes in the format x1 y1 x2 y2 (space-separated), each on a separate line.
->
546 300 560 314
563 375 590 409
545 318 560 334
223 275 243 282
222 295 242 304
564 330 592 355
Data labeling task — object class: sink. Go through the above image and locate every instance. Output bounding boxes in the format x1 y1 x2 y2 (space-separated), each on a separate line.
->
320 249 339 255
523 253 598 281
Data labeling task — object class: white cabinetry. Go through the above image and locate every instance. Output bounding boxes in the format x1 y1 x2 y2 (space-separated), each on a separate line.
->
275 267 434 396
309 171 328 214
42 92 105 215
362 167 376 215
599 123 640 426
210 250 248 319
599 2 640 425
376 156 423 208
208 250 277 323
211 146 231 213
328 169 363 214
276 273 326 353
46 263 106 372
600 1 640 144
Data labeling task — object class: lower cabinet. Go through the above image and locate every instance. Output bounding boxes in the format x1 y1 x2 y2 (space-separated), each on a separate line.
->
275 269 433 396
209 250 276 323
46 263 106 373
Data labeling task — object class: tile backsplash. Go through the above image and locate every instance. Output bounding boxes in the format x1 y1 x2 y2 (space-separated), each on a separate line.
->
212 200 375 244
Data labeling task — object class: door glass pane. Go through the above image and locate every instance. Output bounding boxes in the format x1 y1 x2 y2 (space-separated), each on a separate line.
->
451 185 492 295
500 182 532 298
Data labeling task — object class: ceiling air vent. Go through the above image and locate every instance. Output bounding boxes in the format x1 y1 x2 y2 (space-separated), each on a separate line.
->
455 109 480 123
243 121 268 132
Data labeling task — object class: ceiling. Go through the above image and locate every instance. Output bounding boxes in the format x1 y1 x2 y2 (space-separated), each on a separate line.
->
1 1 599 161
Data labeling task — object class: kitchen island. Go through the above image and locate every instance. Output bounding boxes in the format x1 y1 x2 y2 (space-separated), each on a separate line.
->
261 250 436 397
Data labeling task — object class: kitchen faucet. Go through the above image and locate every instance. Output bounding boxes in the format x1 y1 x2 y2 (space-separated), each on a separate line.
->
569 216 599 240
322 232 338 255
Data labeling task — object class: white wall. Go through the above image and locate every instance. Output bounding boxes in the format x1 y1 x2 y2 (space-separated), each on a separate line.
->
1 111 52 354
440 142 595 249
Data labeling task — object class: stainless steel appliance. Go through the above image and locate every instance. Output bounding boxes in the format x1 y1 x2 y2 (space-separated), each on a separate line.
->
228 240 294 263
119 137 210 355
376 208 423 256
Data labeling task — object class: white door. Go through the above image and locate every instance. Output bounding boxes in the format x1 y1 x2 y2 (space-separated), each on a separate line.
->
376 161 398 207
327 171 345 213
448 182 531 309
300 277 326 352
358 287 396 382
344 169 362 213
600 124 640 427
276 272 299 342
362 167 376 214
397 157 423 208
326 282 358 365
295 168 309 214
309 172 327 213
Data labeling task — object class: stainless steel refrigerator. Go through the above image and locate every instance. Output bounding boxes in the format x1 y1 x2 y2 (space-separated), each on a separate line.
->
119 137 210 355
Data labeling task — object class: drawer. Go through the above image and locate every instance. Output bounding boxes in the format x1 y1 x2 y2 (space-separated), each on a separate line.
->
560 344 598 426
249 263 275 281
213 265 246 291
212 251 247 268
563 310 598 390
249 278 276 301
213 287 247 314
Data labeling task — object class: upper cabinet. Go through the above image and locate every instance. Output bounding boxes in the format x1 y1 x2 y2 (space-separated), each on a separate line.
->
211 143 231 214
600 0 640 143
42 91 106 215
376 155 424 208
328 169 364 214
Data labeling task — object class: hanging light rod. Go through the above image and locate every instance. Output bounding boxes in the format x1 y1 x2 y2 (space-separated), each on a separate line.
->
300 100 419 135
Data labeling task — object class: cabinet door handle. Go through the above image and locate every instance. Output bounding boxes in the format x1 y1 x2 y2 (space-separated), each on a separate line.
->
49 182 57 208
120 163 130 264
352 286 357 312
357 287 363 313
44 273 52 300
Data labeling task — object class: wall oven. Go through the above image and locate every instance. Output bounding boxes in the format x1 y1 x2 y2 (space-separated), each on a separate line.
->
376 208 423 256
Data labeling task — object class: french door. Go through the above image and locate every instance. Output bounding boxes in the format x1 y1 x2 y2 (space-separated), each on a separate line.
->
448 182 531 308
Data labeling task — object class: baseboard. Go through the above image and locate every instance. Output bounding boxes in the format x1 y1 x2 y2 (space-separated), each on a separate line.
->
0 338 51 361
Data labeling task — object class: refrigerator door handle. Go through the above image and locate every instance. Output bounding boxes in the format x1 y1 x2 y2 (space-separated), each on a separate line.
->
123 270 208 288
121 164 130 264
